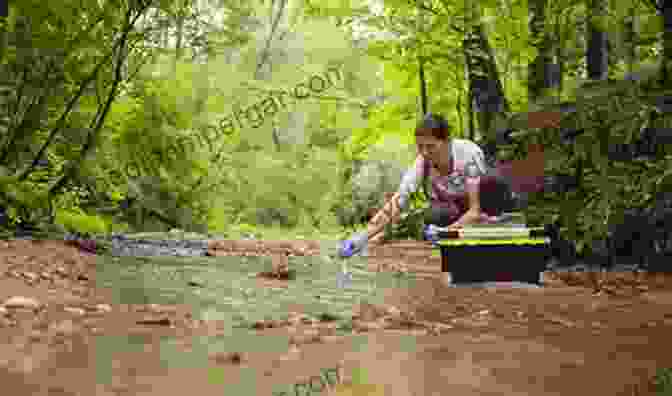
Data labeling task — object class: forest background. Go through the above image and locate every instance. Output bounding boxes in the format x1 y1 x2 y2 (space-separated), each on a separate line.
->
0 0 670 258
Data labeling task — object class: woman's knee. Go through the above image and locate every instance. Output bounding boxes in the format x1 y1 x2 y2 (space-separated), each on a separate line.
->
424 207 458 227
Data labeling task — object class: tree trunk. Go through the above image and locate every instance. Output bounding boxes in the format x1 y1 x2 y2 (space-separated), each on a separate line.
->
528 0 551 104
661 0 672 86
624 7 638 75
463 23 510 140
586 0 609 81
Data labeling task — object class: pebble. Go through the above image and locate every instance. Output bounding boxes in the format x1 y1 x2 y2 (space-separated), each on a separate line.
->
279 345 301 361
0 306 6 315
96 304 112 313
22 272 38 282
50 319 77 336
385 305 401 317
136 317 172 326
3 296 40 310
109 237 210 257
353 320 384 332
210 351 243 365
64 307 85 316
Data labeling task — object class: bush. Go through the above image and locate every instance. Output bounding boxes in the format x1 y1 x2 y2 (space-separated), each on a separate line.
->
345 136 414 227
55 209 109 235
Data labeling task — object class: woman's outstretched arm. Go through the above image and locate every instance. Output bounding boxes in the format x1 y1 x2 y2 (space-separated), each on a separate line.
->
366 192 403 244
365 156 425 244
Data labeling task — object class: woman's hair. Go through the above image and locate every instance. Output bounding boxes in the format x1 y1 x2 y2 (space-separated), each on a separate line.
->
415 113 451 140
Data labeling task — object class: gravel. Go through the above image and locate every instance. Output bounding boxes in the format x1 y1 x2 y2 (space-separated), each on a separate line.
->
108 234 211 257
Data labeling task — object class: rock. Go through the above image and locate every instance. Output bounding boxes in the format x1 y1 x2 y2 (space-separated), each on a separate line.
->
356 303 385 322
210 351 243 365
385 305 401 317
22 272 38 282
146 304 177 314
3 296 40 310
64 307 85 316
28 330 43 342
289 330 322 345
0 306 6 315
354 320 384 332
95 304 112 313
427 322 453 335
252 320 268 330
320 335 344 343
136 317 172 326
279 344 302 361
50 319 77 336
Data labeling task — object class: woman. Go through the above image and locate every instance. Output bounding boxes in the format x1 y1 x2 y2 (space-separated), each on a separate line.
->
339 113 544 264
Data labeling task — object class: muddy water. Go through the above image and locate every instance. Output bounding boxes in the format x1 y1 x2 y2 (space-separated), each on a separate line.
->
93 252 415 385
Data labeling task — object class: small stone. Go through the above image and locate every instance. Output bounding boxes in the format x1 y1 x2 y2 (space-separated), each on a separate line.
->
3 296 40 310
95 304 112 313
286 312 303 325
28 330 44 342
64 307 85 316
427 322 453 335
50 319 76 336
279 345 301 361
210 351 243 365
289 330 322 346
0 306 7 315
354 320 384 332
320 335 344 343
39 272 51 280
252 320 267 330
385 306 401 317
22 272 38 281
136 317 172 326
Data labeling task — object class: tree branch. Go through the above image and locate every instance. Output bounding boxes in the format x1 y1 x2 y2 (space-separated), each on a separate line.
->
17 50 116 182
256 0 287 78
49 5 147 196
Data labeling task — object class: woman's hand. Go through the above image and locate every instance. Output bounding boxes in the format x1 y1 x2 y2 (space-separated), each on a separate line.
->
338 231 369 258
448 208 482 229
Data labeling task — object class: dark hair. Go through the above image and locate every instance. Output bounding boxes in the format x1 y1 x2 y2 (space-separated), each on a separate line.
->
415 113 451 140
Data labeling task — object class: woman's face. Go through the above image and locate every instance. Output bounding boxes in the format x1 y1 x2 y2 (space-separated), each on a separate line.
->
416 134 447 164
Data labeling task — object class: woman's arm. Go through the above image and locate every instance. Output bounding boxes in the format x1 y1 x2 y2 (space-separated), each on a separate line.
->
365 192 403 242
448 188 481 229
448 146 485 229
365 156 425 242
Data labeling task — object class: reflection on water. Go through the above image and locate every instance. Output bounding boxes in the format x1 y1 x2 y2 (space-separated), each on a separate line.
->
96 253 414 325
94 251 417 391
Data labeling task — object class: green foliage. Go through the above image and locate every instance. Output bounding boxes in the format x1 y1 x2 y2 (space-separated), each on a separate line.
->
382 188 428 241
654 367 672 395
0 0 668 248
523 81 672 251
55 208 109 235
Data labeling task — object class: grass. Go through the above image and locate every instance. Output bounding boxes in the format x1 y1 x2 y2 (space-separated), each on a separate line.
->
654 367 672 395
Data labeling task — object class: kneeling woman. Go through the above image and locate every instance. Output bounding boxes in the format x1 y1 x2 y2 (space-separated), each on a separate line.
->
339 113 537 259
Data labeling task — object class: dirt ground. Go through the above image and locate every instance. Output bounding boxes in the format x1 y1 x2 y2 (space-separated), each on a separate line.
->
1 239 672 395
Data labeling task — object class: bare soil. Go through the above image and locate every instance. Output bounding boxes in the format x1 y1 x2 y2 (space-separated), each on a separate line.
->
1 239 671 395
